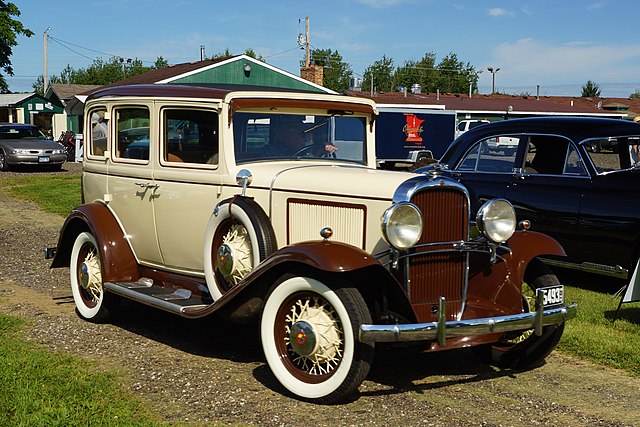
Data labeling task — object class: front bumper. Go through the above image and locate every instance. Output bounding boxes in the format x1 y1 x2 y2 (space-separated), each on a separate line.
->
360 295 577 346
6 153 66 165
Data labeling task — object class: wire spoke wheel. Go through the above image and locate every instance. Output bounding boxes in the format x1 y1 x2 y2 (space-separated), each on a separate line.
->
261 275 373 404
278 292 344 380
70 232 117 323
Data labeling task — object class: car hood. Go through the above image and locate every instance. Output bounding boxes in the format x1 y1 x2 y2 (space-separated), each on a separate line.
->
232 162 420 200
0 138 62 150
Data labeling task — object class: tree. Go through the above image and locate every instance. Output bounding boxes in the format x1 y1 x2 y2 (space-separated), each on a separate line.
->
393 52 437 92
303 48 352 93
0 1 33 93
434 53 479 94
362 55 394 93
32 57 169 95
630 89 640 99
581 80 601 97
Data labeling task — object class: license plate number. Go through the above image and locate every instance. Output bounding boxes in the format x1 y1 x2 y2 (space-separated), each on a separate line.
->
38 156 50 163
537 285 564 307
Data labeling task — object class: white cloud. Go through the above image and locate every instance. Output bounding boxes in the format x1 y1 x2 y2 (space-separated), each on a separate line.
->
488 7 514 17
488 38 640 86
587 2 606 11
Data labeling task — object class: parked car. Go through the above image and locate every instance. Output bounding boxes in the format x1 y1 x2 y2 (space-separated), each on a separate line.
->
455 119 490 138
47 85 575 404
434 116 640 288
0 123 67 171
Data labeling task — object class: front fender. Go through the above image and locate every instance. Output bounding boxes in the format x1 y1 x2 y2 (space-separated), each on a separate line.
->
506 230 566 283
209 240 416 323
465 230 566 317
50 202 138 282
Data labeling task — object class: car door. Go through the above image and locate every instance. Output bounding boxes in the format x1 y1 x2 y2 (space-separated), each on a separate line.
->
503 135 590 258
152 107 222 273
578 138 640 271
107 105 163 265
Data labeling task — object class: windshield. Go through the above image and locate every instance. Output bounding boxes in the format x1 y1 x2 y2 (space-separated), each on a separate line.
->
0 125 46 139
233 112 367 164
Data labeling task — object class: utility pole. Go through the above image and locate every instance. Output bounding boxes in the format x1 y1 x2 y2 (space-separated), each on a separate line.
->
43 27 51 94
305 16 310 67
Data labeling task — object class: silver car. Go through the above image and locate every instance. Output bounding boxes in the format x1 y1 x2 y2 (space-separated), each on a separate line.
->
0 123 67 171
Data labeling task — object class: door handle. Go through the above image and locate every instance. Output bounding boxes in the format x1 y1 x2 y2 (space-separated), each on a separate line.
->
135 182 159 189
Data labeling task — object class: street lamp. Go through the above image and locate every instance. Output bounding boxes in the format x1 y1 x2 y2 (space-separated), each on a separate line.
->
487 67 500 94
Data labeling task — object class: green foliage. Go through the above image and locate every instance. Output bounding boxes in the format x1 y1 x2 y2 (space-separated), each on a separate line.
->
0 1 33 93
558 285 640 375
362 54 395 93
362 51 479 94
32 56 169 95
630 89 640 99
581 79 601 97
2 174 81 216
305 48 352 93
0 313 162 426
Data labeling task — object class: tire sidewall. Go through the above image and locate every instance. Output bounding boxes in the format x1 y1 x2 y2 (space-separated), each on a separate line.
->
260 276 356 400
203 200 265 300
70 232 104 319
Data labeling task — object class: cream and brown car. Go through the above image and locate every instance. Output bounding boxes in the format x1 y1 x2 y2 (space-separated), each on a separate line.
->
48 84 576 404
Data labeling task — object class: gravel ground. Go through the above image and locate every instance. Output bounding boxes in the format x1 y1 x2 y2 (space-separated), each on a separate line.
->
1 161 639 426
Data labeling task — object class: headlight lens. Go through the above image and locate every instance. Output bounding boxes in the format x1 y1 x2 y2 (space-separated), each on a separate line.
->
381 202 423 250
476 199 516 243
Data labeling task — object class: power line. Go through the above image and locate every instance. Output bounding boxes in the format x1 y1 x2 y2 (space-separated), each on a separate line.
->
47 35 157 64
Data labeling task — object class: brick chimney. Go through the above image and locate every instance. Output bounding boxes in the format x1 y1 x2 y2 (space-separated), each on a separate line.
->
300 64 324 87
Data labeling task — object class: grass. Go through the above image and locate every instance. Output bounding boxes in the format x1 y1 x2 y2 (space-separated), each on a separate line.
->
1 174 81 216
0 313 162 426
559 284 640 375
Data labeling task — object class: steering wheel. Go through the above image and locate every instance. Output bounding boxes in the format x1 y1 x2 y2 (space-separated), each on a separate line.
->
293 145 336 158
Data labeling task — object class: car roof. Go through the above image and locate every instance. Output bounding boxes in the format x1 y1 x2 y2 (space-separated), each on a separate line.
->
443 116 640 163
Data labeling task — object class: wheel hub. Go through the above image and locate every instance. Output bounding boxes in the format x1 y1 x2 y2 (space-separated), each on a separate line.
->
289 320 317 356
80 262 91 289
216 244 235 278
215 224 253 285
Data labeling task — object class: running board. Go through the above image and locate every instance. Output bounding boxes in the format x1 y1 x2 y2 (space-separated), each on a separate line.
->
104 279 212 316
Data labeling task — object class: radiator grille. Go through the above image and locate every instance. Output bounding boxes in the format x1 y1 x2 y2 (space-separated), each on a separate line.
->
409 188 468 321
287 199 366 248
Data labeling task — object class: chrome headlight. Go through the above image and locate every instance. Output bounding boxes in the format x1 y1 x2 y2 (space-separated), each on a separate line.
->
381 202 423 250
476 199 516 243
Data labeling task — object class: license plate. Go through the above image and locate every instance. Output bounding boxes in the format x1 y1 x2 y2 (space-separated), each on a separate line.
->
38 156 50 163
537 285 564 307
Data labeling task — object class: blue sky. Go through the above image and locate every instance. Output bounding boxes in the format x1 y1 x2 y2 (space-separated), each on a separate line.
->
7 0 640 97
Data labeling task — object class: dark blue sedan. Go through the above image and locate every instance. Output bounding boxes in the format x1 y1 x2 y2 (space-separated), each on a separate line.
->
434 117 640 293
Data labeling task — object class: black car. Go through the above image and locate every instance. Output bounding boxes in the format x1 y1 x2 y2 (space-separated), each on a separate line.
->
433 116 640 287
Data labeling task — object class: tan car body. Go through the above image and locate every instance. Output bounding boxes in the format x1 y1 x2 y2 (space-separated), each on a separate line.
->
50 85 575 403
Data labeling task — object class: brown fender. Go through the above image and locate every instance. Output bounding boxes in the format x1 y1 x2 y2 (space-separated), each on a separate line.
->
50 202 138 282
506 230 566 283
465 230 566 319
195 240 414 322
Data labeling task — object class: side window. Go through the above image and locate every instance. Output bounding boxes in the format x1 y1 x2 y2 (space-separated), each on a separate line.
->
115 107 150 161
456 136 519 172
89 108 108 157
163 109 219 165
564 145 587 175
522 136 570 175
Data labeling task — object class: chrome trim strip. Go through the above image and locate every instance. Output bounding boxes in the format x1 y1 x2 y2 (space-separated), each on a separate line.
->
359 302 577 343
392 175 471 205
541 257 628 279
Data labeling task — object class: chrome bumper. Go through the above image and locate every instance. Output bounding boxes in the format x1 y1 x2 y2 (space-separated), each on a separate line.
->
359 295 577 346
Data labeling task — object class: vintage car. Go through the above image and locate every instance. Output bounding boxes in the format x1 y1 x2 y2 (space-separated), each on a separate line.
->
48 85 576 404
0 123 67 171
435 116 640 291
